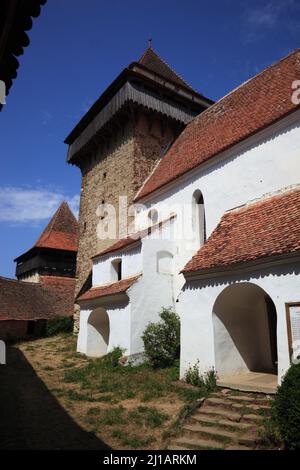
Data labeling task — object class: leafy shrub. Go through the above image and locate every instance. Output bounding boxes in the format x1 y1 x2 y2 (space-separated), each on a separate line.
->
184 360 217 393
272 362 300 449
258 415 281 448
101 346 124 368
45 316 74 337
142 308 180 368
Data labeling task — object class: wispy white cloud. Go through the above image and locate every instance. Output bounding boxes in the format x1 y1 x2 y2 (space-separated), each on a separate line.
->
242 0 300 43
0 186 79 225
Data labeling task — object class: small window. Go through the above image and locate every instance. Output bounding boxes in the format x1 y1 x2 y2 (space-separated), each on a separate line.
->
148 208 158 225
103 172 107 179
111 259 122 281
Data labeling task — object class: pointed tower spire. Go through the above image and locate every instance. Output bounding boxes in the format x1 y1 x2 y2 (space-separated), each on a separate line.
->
14 202 79 281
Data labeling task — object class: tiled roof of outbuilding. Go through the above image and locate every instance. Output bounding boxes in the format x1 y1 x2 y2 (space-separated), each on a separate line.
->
0 275 75 320
136 49 300 200
182 187 300 275
77 275 141 302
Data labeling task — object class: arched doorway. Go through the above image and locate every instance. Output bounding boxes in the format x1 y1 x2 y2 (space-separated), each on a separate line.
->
86 308 110 357
212 283 277 377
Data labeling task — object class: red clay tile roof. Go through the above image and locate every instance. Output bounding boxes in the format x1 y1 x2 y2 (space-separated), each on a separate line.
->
136 49 300 201
137 47 197 93
77 275 141 302
40 275 76 317
183 187 300 275
0 275 75 320
33 201 79 251
92 214 176 259
14 202 79 263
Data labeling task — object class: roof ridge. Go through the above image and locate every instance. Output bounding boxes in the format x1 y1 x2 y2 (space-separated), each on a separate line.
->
91 273 142 290
138 46 197 92
194 47 300 126
140 47 194 89
136 47 300 201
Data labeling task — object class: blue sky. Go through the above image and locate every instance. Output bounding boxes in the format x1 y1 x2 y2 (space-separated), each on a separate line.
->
0 0 299 278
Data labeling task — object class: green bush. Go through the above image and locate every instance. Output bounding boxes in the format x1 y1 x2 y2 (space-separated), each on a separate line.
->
142 308 180 368
45 316 74 337
272 362 300 449
101 346 124 368
184 360 217 393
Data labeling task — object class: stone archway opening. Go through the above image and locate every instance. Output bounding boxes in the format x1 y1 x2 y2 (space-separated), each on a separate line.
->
212 282 278 379
86 308 110 357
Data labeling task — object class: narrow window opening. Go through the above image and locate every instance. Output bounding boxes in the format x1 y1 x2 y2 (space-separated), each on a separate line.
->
192 190 206 246
111 259 122 281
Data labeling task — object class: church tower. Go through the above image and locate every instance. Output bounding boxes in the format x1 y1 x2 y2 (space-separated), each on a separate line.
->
65 47 213 328
14 201 78 283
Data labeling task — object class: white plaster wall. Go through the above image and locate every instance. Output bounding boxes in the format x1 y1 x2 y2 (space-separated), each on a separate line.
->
135 112 300 297
177 263 300 383
92 245 142 286
77 301 132 355
128 237 176 355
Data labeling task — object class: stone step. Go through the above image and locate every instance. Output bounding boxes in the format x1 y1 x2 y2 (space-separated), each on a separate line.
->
198 406 241 422
172 436 225 450
206 397 232 408
183 423 238 442
191 414 252 431
206 397 270 415
238 433 261 447
242 413 265 424
231 403 270 414
212 392 269 406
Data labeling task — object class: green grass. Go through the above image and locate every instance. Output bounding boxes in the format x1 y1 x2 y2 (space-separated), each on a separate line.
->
111 429 154 448
86 406 126 427
31 336 212 449
128 406 169 428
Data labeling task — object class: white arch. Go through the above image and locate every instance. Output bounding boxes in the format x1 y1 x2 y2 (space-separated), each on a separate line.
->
212 282 277 377
86 308 110 357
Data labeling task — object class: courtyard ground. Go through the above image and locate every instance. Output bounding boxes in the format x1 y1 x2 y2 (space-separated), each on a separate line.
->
0 333 206 450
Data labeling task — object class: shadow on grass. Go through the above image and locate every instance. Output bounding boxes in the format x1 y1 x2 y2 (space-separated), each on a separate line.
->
0 346 110 450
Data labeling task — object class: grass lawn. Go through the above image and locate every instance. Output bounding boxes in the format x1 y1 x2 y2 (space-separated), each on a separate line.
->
18 333 207 450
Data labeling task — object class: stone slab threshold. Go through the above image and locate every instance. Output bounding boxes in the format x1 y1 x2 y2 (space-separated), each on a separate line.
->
217 372 277 395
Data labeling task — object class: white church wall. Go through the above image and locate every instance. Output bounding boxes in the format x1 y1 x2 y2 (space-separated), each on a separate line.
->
135 110 300 280
77 301 132 356
177 262 300 384
92 245 142 286
128 237 176 355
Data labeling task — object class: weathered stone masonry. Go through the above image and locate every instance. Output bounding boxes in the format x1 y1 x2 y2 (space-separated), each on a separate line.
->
65 47 213 332
74 113 176 331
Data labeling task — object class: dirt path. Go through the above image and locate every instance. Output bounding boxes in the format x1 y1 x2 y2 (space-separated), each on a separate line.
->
0 346 109 450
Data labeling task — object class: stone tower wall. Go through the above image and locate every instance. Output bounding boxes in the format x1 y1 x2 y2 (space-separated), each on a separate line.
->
73 111 177 331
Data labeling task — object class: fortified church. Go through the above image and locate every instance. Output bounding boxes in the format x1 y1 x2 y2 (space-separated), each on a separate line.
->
65 47 300 390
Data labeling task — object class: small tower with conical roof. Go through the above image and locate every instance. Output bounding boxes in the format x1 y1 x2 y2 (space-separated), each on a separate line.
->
14 202 79 282
65 46 213 328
